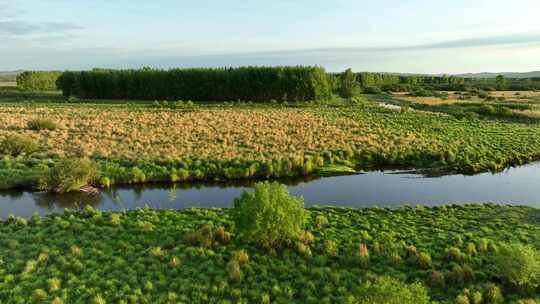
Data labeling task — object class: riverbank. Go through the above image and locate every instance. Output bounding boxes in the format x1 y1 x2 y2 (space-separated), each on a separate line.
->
0 204 538 303
2 98 540 191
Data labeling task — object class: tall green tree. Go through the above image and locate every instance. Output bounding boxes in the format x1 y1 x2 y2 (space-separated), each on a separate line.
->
339 68 360 98
495 74 506 90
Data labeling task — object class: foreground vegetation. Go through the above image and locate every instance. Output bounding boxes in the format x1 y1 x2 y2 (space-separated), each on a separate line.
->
2 94 540 191
0 198 539 303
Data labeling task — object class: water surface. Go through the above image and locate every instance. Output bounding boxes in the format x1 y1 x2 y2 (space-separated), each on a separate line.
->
1 162 540 217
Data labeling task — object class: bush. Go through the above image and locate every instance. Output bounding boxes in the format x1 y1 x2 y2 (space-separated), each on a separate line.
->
409 88 434 97
493 243 540 290
484 283 504 304
417 252 432 269
16 71 61 91
37 158 98 193
0 135 38 156
354 276 430 304
233 182 308 248
27 118 57 131
363 86 382 94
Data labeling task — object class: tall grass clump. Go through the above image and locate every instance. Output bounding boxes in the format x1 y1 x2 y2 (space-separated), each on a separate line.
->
38 158 98 193
0 135 38 156
354 276 430 304
233 182 308 248
57 66 332 102
27 118 57 131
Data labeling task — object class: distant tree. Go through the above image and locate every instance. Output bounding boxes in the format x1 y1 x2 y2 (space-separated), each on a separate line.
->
495 75 506 91
339 68 360 98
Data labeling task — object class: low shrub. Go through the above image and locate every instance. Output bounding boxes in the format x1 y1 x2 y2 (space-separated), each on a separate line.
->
363 86 382 94
27 118 57 131
430 271 445 288
37 158 98 193
233 182 308 248
354 276 430 304
417 252 432 269
324 240 338 257
483 283 504 304
0 135 38 156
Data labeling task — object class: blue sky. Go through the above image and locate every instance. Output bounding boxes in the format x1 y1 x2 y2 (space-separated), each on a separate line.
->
1 0 540 73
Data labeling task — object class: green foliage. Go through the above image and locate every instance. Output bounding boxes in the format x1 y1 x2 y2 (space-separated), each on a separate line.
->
0 134 38 156
233 182 308 248
16 71 62 91
57 66 332 102
484 283 504 304
338 68 360 98
493 243 540 290
37 158 97 193
27 118 57 131
354 276 430 304
0 205 538 302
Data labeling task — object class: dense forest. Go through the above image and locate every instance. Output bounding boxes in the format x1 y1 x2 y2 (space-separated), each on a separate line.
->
56 67 331 102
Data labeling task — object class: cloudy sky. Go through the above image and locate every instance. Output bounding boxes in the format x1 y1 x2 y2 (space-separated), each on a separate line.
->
1 0 540 73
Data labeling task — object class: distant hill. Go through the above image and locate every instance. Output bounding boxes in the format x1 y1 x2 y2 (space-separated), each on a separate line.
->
454 71 540 79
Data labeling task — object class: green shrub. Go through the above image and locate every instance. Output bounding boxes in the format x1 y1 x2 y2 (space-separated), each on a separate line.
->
483 283 504 304
233 182 308 248
409 88 434 97
27 118 57 131
0 134 38 156
37 158 98 193
430 271 445 288
354 276 430 304
315 215 329 228
455 294 470 304
493 243 540 290
363 86 382 94
16 71 61 91
417 252 432 269
324 240 338 257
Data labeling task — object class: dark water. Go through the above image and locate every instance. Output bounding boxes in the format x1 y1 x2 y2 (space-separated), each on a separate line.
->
1 162 540 218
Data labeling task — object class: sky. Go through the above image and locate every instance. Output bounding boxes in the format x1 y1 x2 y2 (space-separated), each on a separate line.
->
1 0 540 74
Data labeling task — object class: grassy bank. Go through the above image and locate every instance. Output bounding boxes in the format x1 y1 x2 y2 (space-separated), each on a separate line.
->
2 96 540 190
0 204 539 303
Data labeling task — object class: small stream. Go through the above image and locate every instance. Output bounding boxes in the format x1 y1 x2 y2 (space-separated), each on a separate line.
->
1 162 540 218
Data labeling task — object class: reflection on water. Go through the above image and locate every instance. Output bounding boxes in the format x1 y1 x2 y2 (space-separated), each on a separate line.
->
2 162 540 218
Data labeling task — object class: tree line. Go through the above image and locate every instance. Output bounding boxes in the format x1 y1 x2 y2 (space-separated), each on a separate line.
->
56 66 332 102
16 68 540 99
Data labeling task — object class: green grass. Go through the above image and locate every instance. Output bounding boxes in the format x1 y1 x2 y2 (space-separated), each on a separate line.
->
0 204 538 303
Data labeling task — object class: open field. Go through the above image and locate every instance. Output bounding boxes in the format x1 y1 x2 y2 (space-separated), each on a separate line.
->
393 91 540 105
0 81 16 87
1 204 539 303
389 91 540 122
2 94 540 190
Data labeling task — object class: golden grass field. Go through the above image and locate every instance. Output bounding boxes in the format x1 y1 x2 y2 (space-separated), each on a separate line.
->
1 105 398 161
490 91 540 98
391 92 467 105
0 81 16 87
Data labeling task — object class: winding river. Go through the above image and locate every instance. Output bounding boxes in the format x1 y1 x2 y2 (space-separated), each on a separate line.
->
1 161 540 217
